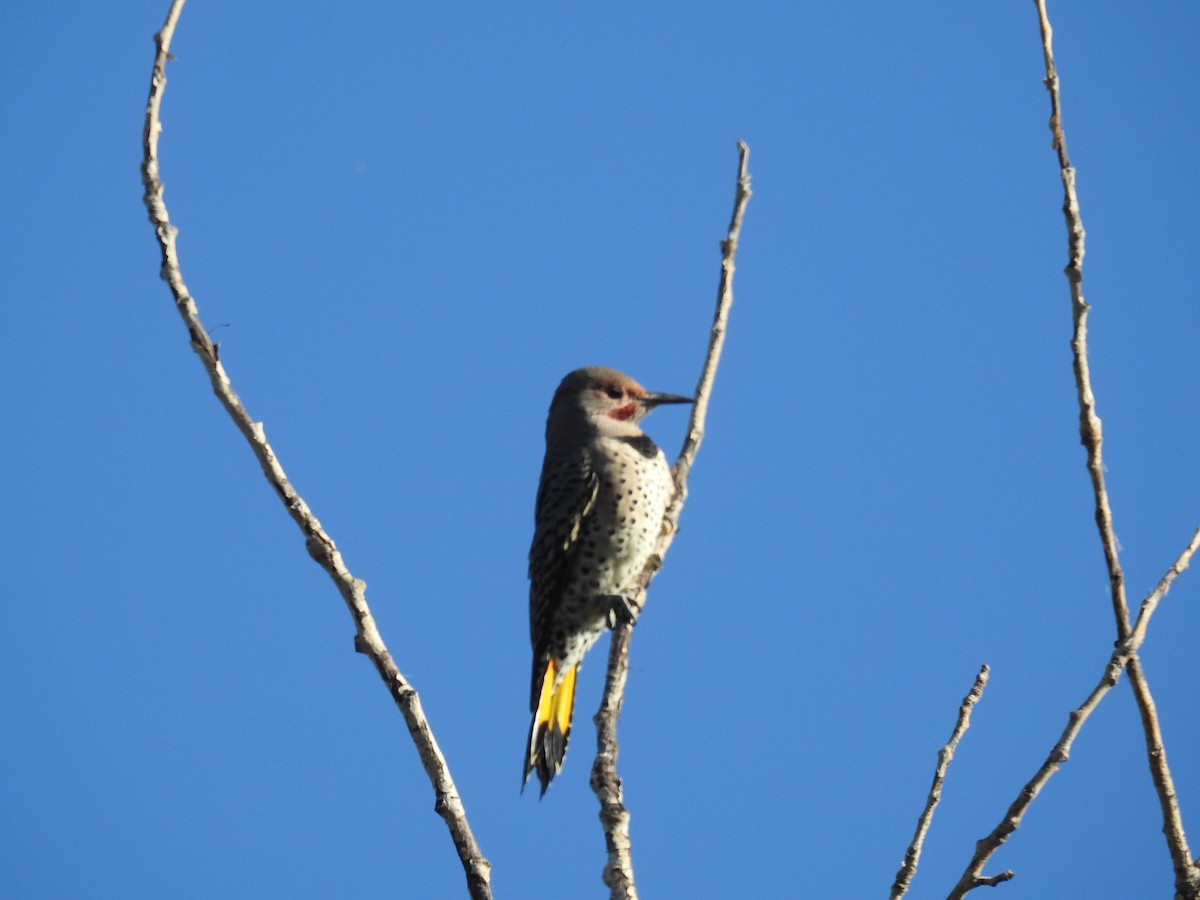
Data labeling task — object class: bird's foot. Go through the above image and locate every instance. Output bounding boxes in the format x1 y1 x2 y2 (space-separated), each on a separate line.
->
604 594 643 628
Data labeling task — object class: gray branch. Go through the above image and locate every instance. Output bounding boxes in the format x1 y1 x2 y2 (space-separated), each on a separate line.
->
589 142 752 900
948 8 1200 894
139 3 491 896
890 665 990 899
1032 1 1198 895
948 529 1200 899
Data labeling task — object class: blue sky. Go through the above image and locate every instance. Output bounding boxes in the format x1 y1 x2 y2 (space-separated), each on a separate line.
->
3 2 1198 897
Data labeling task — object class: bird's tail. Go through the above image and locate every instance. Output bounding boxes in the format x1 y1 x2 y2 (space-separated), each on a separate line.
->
523 658 577 796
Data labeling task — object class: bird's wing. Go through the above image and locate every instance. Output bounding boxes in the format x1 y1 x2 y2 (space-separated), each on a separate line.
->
527 446 599 699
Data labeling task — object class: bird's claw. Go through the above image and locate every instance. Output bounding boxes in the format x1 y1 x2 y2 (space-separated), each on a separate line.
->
605 595 642 627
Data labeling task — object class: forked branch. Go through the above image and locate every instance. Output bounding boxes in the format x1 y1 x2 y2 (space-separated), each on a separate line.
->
948 4 1200 895
948 529 1200 898
1033 1 1197 894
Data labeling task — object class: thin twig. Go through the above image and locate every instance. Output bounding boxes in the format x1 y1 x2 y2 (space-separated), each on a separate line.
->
1127 528 1200 650
670 142 753 496
1033 3 1198 896
948 529 1200 899
890 665 990 900
589 142 752 900
139 4 491 897
1034 0 1127 637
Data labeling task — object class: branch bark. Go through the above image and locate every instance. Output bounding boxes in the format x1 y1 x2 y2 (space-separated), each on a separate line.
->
948 528 1200 899
589 142 752 900
890 665 990 899
1032 3 1198 896
139 4 491 897
948 7 1200 894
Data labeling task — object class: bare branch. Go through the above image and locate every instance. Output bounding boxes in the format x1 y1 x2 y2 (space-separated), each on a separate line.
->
591 624 638 900
1126 528 1200 900
139 4 491 896
1033 2 1198 894
948 650 1125 896
890 665 990 900
1034 0 1128 637
948 8 1200 895
948 530 1200 899
670 141 753 493
1128 528 1200 650
589 142 752 899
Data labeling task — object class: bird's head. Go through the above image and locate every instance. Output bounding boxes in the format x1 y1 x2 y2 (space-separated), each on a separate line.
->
547 366 692 442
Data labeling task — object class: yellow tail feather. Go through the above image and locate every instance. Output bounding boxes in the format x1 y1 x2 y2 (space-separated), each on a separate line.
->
524 659 577 795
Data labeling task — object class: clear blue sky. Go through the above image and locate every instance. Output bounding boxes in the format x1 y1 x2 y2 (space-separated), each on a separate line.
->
3 3 1198 897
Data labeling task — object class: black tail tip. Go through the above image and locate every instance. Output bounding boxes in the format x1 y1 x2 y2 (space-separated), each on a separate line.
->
523 723 567 797
520 758 555 798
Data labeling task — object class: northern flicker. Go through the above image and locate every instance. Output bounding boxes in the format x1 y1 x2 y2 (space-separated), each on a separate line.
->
524 366 692 795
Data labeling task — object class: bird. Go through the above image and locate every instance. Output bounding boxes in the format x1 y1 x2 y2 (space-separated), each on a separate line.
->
524 366 692 795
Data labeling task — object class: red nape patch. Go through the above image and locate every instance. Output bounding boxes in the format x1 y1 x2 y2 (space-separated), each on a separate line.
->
609 402 638 420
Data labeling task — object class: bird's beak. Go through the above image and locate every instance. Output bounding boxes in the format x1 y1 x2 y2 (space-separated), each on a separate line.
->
641 391 694 408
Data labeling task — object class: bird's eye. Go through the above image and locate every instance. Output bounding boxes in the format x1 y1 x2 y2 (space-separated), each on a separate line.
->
604 386 623 399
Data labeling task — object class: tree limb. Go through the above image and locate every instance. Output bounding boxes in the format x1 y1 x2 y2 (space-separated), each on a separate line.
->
890 665 990 899
139 3 491 896
947 6 1200 894
948 528 1200 898
1032 3 1198 895
588 142 752 900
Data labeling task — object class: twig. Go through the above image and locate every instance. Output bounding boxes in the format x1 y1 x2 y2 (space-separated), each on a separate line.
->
670 142 752 496
948 529 1200 899
1034 0 1126 636
1128 528 1200 650
1127 528 1200 900
890 665 990 900
588 142 752 900
139 4 491 897
1033 3 1198 896
592 624 638 900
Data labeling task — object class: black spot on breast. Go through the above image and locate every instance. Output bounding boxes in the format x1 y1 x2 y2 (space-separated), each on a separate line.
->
619 434 660 459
